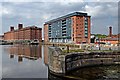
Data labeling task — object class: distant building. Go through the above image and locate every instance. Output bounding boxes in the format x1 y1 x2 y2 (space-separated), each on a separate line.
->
100 37 119 45
0 35 4 41
44 12 91 44
4 24 42 42
100 27 119 45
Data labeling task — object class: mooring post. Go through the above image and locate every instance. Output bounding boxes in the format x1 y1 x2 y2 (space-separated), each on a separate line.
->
48 47 66 74
67 45 69 53
53 44 55 47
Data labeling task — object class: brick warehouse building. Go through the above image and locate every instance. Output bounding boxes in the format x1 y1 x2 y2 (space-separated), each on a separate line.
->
100 27 120 45
4 24 42 42
44 12 91 44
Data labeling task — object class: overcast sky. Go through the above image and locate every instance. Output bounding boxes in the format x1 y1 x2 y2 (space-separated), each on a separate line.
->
0 0 120 38
0 0 119 79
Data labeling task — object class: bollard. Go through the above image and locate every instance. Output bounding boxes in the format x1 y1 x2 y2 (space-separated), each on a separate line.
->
67 45 69 53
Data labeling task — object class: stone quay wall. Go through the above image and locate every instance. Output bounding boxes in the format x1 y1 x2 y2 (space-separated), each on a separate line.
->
48 47 120 75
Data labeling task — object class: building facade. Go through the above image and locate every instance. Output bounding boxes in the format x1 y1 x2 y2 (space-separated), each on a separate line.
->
100 27 120 45
44 12 91 44
0 35 4 41
4 24 42 42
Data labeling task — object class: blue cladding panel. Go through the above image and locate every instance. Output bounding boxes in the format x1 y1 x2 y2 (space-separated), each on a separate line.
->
84 17 88 37
66 18 72 37
45 12 87 24
48 18 72 39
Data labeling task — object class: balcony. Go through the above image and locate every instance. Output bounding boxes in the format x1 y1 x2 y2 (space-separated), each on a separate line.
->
62 23 66 26
62 34 66 36
62 28 66 30
62 30 66 34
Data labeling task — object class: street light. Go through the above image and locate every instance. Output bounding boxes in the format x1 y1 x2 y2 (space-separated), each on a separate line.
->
98 38 100 50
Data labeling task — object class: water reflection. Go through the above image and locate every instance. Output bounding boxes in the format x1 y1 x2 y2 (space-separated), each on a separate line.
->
8 45 42 62
44 45 48 65
2 45 120 79
2 45 48 78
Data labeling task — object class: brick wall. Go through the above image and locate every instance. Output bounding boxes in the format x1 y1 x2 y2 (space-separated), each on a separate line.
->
44 24 49 42
4 25 42 42
71 16 91 44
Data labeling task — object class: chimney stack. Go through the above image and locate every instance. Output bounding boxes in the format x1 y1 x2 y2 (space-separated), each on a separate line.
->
109 26 112 37
18 24 23 29
10 26 14 31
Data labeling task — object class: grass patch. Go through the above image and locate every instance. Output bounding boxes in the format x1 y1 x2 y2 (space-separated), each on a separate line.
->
63 49 120 53
88 50 120 53
63 49 84 53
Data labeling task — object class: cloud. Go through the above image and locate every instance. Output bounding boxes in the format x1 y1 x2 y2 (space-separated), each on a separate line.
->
84 0 119 2
84 5 103 17
2 7 12 15
2 2 118 35
42 14 52 21
0 3 2 35
2 0 120 2
2 0 84 2
83 3 118 19
106 4 118 17
2 0 34 2
53 0 84 2
82 2 118 34
0 3 2 16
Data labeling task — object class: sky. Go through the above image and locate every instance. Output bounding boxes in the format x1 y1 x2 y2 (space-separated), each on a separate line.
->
0 0 120 38
0 0 120 78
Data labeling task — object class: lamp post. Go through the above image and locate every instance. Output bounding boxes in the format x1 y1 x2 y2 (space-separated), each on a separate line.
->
99 38 100 50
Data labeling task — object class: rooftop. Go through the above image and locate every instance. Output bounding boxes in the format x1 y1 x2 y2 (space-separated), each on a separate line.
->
4 25 42 34
45 12 90 24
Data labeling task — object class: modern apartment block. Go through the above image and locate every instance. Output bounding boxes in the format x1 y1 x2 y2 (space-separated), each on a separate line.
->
4 24 42 42
44 12 91 44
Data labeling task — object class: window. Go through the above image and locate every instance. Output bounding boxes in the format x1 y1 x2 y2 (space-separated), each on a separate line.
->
85 17 87 21
85 28 88 30
85 31 88 33
85 22 88 25
80 30 83 32
62 34 66 36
